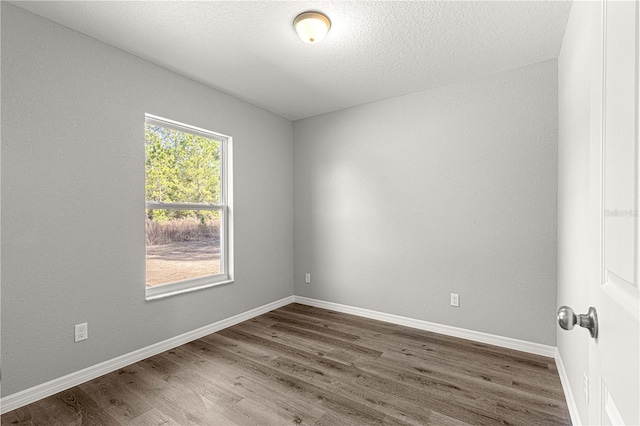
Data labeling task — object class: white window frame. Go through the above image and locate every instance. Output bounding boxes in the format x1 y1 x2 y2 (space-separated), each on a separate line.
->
144 114 233 300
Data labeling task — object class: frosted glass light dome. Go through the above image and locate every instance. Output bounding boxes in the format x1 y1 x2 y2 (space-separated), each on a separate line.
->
294 12 331 44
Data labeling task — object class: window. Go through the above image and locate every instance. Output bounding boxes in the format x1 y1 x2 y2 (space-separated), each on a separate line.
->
145 114 233 300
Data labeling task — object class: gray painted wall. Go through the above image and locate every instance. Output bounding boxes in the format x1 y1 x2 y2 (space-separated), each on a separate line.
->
293 60 558 345
1 4 293 396
557 2 594 422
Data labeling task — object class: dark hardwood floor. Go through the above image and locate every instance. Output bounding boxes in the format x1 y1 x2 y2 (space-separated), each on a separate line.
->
2 303 571 425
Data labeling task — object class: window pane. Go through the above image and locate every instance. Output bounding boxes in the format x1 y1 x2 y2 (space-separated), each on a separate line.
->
145 123 221 204
145 209 221 287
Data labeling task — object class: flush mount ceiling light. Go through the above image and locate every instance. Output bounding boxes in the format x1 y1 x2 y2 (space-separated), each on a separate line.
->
294 12 331 44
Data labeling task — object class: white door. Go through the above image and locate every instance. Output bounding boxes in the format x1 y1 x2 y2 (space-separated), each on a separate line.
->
589 0 640 424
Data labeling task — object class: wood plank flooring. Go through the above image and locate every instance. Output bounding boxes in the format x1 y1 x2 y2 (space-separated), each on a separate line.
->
2 303 571 425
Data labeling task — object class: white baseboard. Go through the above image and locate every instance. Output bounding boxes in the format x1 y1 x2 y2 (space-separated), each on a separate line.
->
555 349 582 426
292 296 557 357
0 295 294 415
2 294 562 415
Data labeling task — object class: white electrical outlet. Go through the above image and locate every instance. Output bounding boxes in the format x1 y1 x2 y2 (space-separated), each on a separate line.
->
583 372 589 404
305 273 311 284
75 323 88 342
450 293 460 307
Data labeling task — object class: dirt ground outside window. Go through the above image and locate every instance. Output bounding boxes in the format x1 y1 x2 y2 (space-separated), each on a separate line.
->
146 241 221 286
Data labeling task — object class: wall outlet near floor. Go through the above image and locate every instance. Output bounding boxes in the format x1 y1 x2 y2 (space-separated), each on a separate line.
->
305 273 311 284
75 322 88 342
450 293 460 307
583 372 589 404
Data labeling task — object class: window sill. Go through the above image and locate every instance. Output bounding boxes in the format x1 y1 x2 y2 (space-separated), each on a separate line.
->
145 278 234 301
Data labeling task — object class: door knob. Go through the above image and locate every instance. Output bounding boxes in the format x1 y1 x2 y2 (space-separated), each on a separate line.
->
557 306 598 338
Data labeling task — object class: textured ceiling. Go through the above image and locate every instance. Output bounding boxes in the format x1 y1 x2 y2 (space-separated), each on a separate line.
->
11 1 572 121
